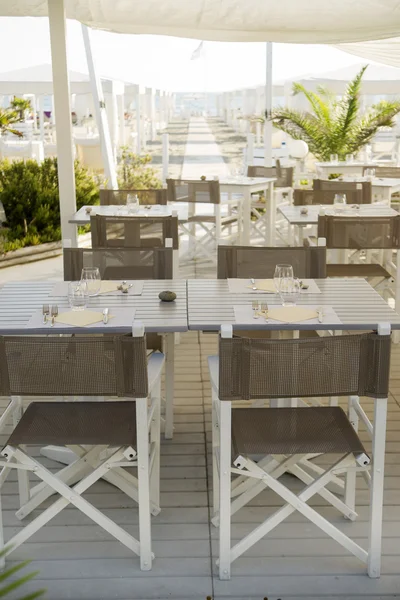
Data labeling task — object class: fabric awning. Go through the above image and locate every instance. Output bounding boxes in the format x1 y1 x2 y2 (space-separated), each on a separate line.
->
2 0 400 43
336 38 400 69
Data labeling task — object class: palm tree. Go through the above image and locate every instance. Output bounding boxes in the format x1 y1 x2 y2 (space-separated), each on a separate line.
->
10 97 32 121
0 108 24 138
269 66 400 161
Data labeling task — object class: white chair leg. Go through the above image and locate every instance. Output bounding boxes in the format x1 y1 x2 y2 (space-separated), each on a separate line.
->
345 396 359 515
136 399 153 571
218 401 232 580
150 380 161 512
368 397 388 578
12 397 29 508
164 333 175 439
211 387 220 518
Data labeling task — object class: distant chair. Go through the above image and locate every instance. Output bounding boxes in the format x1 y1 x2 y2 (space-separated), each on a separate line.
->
363 166 400 179
318 213 400 308
313 179 372 204
166 178 238 263
90 214 179 250
63 247 173 280
217 243 326 279
247 161 294 189
294 188 365 205
100 189 168 206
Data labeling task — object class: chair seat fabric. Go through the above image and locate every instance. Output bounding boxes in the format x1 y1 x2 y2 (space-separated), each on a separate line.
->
327 264 391 278
7 401 137 447
231 406 366 457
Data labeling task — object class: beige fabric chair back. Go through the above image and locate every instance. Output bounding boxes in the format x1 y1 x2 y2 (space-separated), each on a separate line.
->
63 247 173 280
99 189 167 206
217 245 326 279
364 166 400 179
0 334 148 397
218 333 390 401
90 214 179 250
247 165 293 188
318 214 400 249
294 188 364 205
313 179 372 204
166 179 220 204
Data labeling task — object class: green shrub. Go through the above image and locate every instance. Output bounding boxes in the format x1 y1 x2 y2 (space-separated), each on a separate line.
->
118 147 162 190
0 158 100 252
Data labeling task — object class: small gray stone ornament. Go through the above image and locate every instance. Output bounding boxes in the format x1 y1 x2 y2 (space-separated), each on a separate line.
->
159 291 176 302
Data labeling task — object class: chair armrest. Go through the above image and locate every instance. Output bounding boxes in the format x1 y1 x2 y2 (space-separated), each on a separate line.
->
147 352 165 393
208 355 219 394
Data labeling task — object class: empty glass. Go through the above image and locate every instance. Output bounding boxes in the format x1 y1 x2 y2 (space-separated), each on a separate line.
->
274 264 294 294
364 168 376 180
333 193 347 213
345 153 354 164
330 153 339 164
278 277 301 306
68 281 88 311
81 266 101 297
127 193 140 214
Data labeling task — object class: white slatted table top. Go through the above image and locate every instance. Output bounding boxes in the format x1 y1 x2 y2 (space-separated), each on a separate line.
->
187 278 400 331
0 280 188 334
278 204 398 225
69 204 189 225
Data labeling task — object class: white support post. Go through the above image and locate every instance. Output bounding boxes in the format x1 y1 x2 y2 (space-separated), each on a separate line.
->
81 24 118 189
136 88 141 154
48 0 78 246
162 133 169 185
38 95 45 144
246 133 255 168
118 94 126 146
264 42 273 167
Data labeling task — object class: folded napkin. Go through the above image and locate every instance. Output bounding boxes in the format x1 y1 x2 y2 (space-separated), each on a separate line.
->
55 310 112 327
228 278 276 294
267 306 318 323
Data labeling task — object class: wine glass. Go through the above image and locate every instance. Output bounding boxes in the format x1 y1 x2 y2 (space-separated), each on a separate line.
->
333 193 347 213
345 153 354 164
127 193 140 214
68 281 88 311
278 277 301 306
274 264 294 294
364 168 376 180
330 153 339 164
81 266 101 297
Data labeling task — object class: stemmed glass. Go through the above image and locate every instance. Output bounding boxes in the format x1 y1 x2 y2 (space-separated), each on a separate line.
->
345 153 354 164
330 153 339 164
81 266 101 297
68 281 88 311
278 277 301 306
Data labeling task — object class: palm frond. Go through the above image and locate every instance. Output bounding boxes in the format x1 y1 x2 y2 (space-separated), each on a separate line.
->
330 65 368 151
271 107 330 160
292 82 332 129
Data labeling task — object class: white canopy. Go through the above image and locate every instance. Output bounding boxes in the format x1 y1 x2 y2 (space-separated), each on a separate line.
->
337 38 400 69
2 0 400 44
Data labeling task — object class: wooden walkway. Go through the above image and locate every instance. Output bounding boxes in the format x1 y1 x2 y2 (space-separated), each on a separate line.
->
1 327 400 599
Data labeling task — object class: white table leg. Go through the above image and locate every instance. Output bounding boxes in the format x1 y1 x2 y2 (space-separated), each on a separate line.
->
368 396 388 578
164 332 175 439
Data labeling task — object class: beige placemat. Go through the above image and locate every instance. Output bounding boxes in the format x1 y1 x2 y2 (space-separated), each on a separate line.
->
97 281 121 294
228 278 276 294
267 306 318 323
55 310 113 327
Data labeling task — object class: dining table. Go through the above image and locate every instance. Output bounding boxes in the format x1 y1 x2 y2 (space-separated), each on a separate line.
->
278 203 398 246
69 203 189 226
0 279 188 440
218 176 276 245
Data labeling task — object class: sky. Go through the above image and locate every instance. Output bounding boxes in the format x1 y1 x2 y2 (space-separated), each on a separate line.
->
0 17 371 92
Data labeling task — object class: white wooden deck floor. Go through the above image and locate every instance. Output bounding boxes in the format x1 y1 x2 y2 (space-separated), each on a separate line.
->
1 260 400 599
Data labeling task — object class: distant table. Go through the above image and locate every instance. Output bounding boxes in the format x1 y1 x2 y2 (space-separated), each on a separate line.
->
69 204 189 226
315 162 382 178
187 277 400 332
219 176 276 245
314 177 400 203
278 204 398 245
